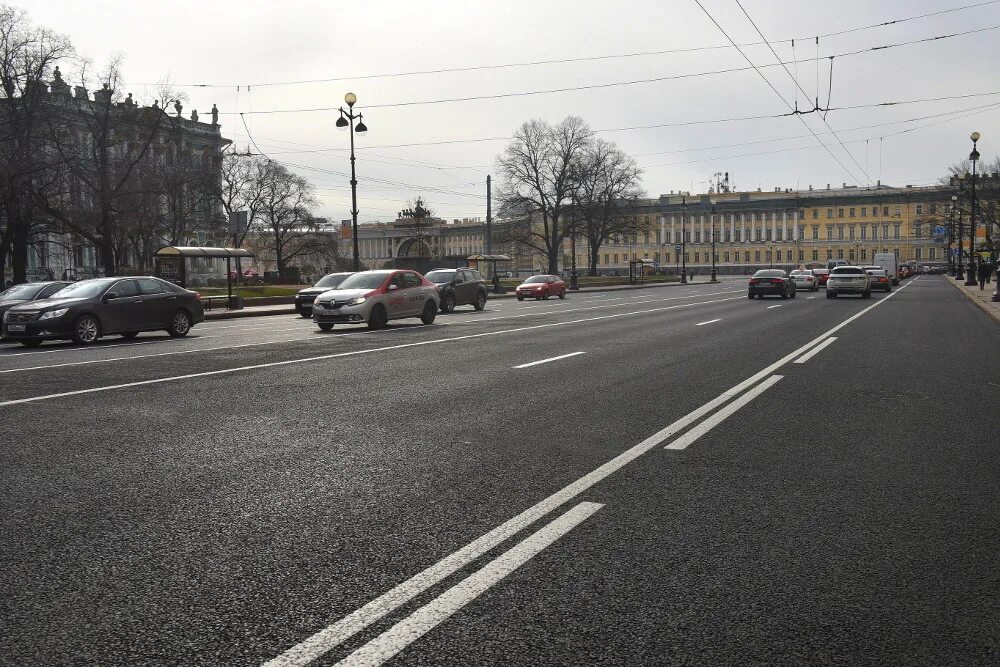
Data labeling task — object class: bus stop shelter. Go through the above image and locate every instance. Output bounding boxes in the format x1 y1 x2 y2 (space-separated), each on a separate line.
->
154 246 254 309
628 259 656 285
466 253 513 293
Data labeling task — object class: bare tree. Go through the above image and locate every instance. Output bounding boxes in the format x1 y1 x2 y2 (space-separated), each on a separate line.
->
0 4 72 284
254 160 321 277
570 138 645 276
495 117 592 273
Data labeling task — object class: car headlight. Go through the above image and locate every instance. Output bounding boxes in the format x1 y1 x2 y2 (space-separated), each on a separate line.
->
39 308 69 320
346 297 366 306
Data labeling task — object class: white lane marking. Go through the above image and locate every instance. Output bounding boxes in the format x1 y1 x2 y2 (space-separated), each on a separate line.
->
260 278 919 667
0 296 745 406
807 296 817 299
766 304 782 309
513 351 585 369
792 336 837 364
665 375 783 450
332 502 604 667
695 319 721 326
0 291 741 373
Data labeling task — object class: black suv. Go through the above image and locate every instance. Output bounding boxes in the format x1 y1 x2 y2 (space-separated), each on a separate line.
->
295 272 353 317
424 268 488 313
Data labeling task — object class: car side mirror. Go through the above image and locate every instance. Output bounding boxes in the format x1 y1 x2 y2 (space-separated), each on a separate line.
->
103 292 118 302
388 284 399 292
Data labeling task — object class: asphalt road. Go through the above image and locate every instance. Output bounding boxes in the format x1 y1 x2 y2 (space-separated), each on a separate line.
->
1 276 998 666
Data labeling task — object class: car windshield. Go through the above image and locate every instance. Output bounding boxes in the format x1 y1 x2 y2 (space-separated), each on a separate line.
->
0 283 45 300
336 273 390 290
425 270 456 284
524 276 549 284
790 271 810 276
48 279 113 299
832 267 865 275
753 270 785 278
314 274 349 289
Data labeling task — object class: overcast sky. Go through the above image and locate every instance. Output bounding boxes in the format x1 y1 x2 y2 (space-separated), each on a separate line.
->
21 0 1000 223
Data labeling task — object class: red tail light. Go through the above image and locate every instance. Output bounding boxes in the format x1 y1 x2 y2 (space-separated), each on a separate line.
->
749 279 760 285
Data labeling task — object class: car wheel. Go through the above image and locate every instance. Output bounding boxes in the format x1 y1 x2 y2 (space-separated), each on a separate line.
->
516 295 524 301
863 290 871 299
19 339 42 348
558 290 566 299
474 292 487 310
121 331 139 339
300 311 312 318
748 292 755 300
368 304 388 330
318 322 334 331
791 289 796 298
420 301 437 325
441 293 455 313
826 291 834 299
72 314 101 345
781 291 789 299
542 290 550 300
168 310 192 337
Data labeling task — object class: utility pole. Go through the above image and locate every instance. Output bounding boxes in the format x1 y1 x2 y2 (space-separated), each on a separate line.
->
486 175 492 255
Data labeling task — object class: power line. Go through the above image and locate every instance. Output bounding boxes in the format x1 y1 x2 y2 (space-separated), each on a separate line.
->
734 0 874 184
136 0 1000 89
213 24 1000 115
694 0 863 183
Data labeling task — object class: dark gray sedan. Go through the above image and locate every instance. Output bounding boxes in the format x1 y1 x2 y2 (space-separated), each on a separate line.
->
0 281 72 321
1 277 204 346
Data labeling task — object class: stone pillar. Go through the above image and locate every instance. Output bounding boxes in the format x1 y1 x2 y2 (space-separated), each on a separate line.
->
670 216 676 244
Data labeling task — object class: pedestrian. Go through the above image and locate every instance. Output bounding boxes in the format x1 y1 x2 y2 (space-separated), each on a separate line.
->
977 259 991 291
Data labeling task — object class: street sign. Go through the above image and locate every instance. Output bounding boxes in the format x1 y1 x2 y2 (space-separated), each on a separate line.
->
674 244 682 252
933 226 948 236
228 211 248 235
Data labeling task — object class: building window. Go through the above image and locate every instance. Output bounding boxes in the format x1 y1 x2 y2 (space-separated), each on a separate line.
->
812 208 819 219
837 249 844 259
915 247 922 259
812 226 819 240
734 229 741 242
837 225 845 240
603 254 609 265
861 226 867 239
929 247 936 259
786 250 792 261
882 224 890 239
861 249 867 260
826 249 833 259
724 252 730 262
849 225 856 240
765 229 772 241
798 225 805 239
734 252 740 263
643 231 650 244
893 207 901 218
893 224 901 240
827 209 833 219
838 208 845 218
694 252 700 262
849 208 855 217
930 204 937 214
756 228 763 242
914 224 922 238
883 206 889 216
755 251 761 262
849 250 855 262
860 207 867 217
812 249 819 260
826 225 834 240
724 229 731 242
695 230 701 243
613 253 618 264
776 228 783 241
745 251 750 262
916 204 923 215
798 249 804 261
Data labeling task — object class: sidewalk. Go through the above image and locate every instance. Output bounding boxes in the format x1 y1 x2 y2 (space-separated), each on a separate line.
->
945 274 1000 324
203 277 742 320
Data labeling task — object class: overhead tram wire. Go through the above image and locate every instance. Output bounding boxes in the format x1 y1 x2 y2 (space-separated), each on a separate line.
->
693 0 863 184
213 24 1000 115
735 0 874 185
136 0 1000 89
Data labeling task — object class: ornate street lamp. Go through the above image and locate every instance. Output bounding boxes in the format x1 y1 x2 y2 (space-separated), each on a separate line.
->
965 131 981 286
956 174 966 282
336 92 368 272
710 203 718 283
767 242 775 268
680 196 688 284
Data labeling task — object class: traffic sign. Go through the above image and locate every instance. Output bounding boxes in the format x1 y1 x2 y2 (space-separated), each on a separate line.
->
933 226 948 236
674 244 682 252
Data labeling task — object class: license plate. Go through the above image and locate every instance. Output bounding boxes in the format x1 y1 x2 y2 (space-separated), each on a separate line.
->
7 324 25 332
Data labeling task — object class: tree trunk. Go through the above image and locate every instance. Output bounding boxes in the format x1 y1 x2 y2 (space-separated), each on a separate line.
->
589 243 600 276
9 194 28 284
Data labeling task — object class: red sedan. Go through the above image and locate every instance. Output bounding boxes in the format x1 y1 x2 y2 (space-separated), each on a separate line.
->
812 268 831 286
515 275 567 301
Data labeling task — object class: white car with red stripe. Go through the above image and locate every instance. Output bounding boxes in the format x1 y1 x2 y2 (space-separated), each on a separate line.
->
312 270 440 331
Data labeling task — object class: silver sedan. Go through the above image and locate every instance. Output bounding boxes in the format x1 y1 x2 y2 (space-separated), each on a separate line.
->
312 270 440 330
789 269 819 292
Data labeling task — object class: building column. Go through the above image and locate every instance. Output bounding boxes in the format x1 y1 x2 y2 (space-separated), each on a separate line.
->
740 212 747 244
699 215 705 244
670 216 676 244
782 210 788 242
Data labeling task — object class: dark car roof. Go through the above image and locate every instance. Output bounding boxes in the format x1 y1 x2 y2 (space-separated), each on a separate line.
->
752 269 786 277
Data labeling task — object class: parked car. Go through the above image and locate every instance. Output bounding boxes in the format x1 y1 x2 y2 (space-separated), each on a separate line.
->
515 275 567 301
812 267 831 286
0 281 72 321
748 269 796 299
312 270 439 331
862 266 892 292
1 277 204 347
827 259 850 270
826 266 871 298
295 272 354 317
789 269 819 292
424 268 488 313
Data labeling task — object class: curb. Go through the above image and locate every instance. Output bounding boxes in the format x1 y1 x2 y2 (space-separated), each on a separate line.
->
204 307 297 320
943 275 1000 324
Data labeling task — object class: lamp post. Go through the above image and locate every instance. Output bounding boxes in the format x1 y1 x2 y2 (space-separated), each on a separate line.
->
956 174 966 281
965 131 981 286
680 196 688 284
948 197 957 276
767 242 775 268
853 240 862 264
710 203 718 283
335 92 368 272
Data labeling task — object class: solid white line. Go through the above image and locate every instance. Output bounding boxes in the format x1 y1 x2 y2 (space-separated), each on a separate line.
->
766 304 782 309
259 277 920 667
333 502 604 667
792 336 837 364
807 296 817 299
694 319 721 326
0 296 745 406
665 375 783 450
513 351 585 369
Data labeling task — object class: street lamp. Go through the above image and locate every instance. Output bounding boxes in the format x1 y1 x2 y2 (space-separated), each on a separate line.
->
965 131 980 286
336 92 368 272
767 242 775 268
956 174 966 281
853 239 862 264
709 203 718 283
948 196 958 276
680 196 688 284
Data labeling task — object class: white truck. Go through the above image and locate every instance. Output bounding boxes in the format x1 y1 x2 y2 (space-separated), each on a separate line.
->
873 252 899 285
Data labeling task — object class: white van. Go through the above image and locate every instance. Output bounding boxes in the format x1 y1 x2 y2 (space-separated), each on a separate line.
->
873 253 899 285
